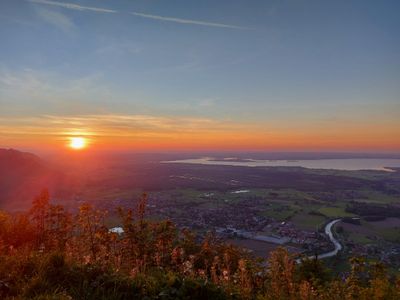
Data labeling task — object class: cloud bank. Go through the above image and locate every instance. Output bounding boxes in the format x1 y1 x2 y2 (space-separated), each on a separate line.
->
0 114 241 138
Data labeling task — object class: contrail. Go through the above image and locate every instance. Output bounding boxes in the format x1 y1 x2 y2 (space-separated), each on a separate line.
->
131 11 250 30
27 0 249 30
28 0 117 13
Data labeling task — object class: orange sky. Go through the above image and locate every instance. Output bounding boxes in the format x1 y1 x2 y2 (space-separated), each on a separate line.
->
1 114 399 153
1 1 400 155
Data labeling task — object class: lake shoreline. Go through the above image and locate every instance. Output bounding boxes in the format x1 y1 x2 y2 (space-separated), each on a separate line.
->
163 157 400 172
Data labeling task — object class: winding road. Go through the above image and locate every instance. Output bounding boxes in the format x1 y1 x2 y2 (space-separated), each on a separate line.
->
296 218 342 263
318 219 342 259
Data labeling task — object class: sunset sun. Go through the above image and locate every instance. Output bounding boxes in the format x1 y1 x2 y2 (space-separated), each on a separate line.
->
69 137 87 150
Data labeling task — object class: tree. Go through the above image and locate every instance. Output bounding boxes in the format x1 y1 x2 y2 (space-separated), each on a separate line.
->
30 189 50 249
297 256 330 286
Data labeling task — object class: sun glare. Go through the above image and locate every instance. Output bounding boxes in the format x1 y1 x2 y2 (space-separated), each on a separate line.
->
69 137 87 150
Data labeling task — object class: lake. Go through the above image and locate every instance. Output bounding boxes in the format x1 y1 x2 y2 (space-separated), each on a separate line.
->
164 157 400 172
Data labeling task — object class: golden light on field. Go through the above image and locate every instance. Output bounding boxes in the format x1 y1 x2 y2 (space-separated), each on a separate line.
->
69 137 87 150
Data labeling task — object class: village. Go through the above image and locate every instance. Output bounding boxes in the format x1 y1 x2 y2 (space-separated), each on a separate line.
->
95 187 400 269
106 191 334 257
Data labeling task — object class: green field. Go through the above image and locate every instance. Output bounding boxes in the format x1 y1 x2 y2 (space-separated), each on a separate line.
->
291 213 326 230
318 206 355 218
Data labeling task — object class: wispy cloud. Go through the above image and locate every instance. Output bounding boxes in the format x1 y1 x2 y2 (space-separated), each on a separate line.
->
0 114 243 140
28 0 117 13
0 14 37 27
131 12 249 30
35 7 75 33
0 68 111 115
95 41 142 56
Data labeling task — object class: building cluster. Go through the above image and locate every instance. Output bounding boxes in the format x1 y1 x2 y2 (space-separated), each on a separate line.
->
103 191 400 265
108 192 334 255
346 241 400 269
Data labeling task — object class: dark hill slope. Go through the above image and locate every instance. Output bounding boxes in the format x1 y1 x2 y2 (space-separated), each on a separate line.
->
0 149 65 210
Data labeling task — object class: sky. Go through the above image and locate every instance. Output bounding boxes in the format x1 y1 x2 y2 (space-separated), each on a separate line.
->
0 0 399 153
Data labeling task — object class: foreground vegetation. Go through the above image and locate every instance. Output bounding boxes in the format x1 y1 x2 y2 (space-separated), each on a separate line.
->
0 190 399 299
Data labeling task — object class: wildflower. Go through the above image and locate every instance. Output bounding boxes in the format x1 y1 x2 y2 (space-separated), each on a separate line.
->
83 255 91 265
183 260 193 276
